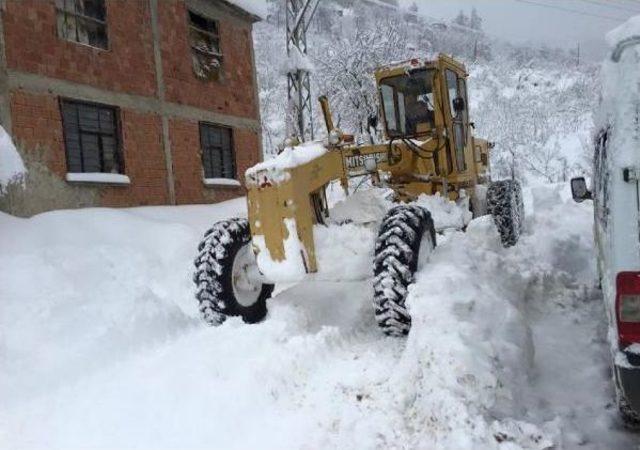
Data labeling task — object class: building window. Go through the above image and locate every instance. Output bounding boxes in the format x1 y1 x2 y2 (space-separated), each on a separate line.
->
445 69 467 172
200 123 235 179
61 99 123 174
188 10 222 81
56 0 108 49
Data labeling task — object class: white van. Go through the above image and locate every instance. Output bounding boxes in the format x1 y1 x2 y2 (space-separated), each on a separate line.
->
571 18 640 425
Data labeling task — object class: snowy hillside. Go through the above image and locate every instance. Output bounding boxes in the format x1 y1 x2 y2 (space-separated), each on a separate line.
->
254 1 599 184
1 186 636 449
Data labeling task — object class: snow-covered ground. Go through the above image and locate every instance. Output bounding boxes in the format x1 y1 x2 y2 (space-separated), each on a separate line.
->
1 185 639 449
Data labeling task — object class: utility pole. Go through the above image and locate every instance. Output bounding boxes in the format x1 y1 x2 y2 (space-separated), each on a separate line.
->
576 42 580 66
285 0 320 142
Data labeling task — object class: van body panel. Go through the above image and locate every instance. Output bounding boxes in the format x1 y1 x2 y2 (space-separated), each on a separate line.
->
590 21 640 415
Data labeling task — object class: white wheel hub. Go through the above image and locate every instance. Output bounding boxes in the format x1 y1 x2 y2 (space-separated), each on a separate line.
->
232 243 264 307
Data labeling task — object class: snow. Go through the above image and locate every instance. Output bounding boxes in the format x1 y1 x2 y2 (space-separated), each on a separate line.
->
253 218 308 282
0 125 25 190
606 15 640 48
224 0 268 20
248 140 327 174
203 177 241 187
282 46 315 74
1 183 639 449
66 172 131 184
253 189 474 283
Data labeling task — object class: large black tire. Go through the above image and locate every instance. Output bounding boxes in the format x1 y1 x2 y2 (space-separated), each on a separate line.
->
618 395 640 429
487 180 525 247
193 218 274 326
373 205 436 336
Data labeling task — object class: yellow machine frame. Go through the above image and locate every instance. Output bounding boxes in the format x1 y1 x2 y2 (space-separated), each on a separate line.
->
246 54 491 276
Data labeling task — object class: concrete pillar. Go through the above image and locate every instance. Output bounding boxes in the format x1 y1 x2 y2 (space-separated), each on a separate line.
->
150 0 177 205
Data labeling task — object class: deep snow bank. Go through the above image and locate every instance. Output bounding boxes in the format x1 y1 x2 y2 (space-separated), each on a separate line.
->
0 125 25 191
0 185 609 449
0 199 246 406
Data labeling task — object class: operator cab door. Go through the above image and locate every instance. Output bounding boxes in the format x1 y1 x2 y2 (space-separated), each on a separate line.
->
444 68 469 173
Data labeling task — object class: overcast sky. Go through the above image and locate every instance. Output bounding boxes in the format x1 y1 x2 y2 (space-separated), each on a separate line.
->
401 0 640 60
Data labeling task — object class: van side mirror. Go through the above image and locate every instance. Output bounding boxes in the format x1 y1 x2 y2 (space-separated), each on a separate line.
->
570 177 592 203
453 97 465 112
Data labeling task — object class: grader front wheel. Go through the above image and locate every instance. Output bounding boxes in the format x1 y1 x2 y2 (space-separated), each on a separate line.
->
487 180 525 248
193 218 274 326
373 205 436 336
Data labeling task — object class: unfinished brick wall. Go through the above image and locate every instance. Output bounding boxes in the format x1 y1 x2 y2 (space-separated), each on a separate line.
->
100 110 170 207
10 89 68 172
170 118 260 205
10 91 170 207
3 1 157 97
0 0 261 216
160 0 259 119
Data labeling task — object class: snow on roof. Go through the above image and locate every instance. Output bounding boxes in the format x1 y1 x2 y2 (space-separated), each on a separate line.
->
599 15 640 167
0 126 26 190
360 0 398 10
376 54 441 73
221 0 268 20
606 14 640 48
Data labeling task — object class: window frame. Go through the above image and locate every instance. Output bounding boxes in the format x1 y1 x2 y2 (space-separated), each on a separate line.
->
187 9 223 81
445 68 468 172
378 69 436 138
55 0 109 50
199 122 236 181
594 126 610 230
59 98 124 175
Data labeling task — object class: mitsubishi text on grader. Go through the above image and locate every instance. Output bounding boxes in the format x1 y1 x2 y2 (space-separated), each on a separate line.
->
193 54 524 336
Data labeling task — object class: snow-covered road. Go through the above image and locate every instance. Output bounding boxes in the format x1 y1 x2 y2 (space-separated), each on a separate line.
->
1 185 639 449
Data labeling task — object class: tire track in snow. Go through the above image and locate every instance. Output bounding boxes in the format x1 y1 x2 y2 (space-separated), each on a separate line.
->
509 186 640 449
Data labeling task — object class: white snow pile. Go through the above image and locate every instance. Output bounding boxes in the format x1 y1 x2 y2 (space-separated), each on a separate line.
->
0 185 633 449
0 125 26 191
0 200 246 406
224 0 268 20
606 14 640 48
282 45 316 74
254 189 475 284
247 140 327 174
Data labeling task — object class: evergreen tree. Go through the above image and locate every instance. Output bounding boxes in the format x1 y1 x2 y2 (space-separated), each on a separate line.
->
470 7 483 30
453 9 469 27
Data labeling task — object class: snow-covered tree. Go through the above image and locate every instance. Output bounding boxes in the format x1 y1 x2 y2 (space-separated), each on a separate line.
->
470 7 482 30
253 0 598 182
454 10 469 28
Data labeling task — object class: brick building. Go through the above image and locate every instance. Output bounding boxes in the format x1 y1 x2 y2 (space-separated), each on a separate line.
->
0 0 263 217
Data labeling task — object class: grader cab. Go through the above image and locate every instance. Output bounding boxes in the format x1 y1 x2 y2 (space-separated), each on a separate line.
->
193 54 524 336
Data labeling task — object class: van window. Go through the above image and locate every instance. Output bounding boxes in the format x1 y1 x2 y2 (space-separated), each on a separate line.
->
594 127 610 229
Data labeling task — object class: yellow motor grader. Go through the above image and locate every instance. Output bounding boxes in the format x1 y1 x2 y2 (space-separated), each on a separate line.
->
193 54 524 336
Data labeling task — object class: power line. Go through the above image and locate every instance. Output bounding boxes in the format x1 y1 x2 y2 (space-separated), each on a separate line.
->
513 0 628 21
575 0 640 14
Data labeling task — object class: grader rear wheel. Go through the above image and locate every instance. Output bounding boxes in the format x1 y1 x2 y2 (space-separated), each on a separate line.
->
487 180 525 248
193 218 274 326
373 205 436 337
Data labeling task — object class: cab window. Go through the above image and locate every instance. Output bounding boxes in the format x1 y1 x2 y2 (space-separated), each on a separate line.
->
379 69 435 138
445 69 467 172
